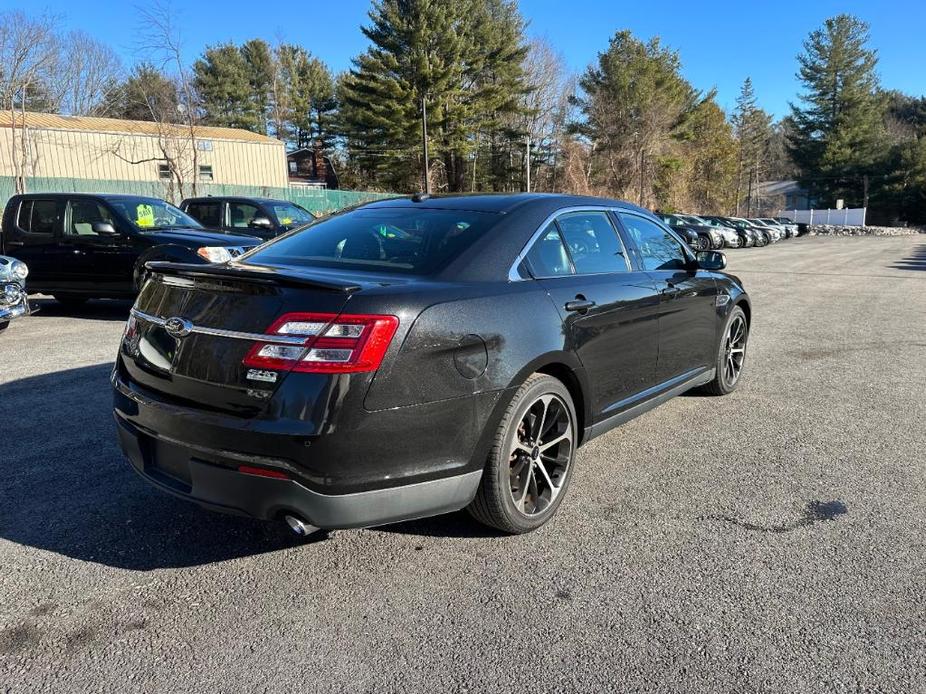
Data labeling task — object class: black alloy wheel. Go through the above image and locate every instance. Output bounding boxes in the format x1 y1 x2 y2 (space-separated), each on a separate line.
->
701 306 748 395
468 373 577 533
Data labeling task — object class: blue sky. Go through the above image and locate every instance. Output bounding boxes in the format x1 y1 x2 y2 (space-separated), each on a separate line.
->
7 0 925 119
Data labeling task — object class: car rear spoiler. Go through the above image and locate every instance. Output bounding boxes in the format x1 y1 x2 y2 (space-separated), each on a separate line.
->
145 261 362 293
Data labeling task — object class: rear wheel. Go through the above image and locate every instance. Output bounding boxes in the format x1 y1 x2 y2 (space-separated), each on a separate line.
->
0 320 8 333
468 373 577 534
53 294 89 309
700 306 748 396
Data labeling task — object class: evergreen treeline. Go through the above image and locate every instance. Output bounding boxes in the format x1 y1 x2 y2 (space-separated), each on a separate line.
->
3 5 925 223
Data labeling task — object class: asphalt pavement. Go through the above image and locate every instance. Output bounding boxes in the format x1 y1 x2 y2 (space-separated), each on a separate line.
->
1 235 924 693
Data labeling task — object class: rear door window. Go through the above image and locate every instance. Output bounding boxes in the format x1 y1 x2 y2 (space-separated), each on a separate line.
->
555 211 629 274
186 201 224 228
525 223 573 277
18 199 61 235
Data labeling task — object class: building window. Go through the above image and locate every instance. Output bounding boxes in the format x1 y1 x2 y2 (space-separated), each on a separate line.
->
158 163 171 180
199 165 214 181
196 140 214 151
288 160 297 174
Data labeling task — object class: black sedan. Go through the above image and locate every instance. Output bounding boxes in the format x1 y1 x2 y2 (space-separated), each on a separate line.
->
113 194 751 535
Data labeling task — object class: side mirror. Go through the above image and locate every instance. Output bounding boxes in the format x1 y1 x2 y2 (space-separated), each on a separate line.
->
249 217 273 230
696 250 727 271
92 221 118 235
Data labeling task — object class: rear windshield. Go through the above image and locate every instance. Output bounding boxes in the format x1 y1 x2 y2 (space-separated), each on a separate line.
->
242 206 499 274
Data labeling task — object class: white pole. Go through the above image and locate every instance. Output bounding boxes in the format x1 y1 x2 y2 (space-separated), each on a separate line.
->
525 134 531 193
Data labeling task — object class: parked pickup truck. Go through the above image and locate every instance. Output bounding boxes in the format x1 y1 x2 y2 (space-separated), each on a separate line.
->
0 193 262 307
181 196 315 240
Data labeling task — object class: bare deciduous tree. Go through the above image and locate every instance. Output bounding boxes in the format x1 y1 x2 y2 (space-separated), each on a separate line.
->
49 31 124 116
134 1 200 198
0 10 60 193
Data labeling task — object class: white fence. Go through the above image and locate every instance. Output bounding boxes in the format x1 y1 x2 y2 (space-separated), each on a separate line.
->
777 208 867 227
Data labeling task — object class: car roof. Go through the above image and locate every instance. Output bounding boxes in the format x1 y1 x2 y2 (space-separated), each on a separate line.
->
182 196 296 205
360 192 652 215
12 192 172 203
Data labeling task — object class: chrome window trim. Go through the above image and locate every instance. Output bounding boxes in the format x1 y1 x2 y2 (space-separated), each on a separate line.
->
130 308 309 346
508 206 633 282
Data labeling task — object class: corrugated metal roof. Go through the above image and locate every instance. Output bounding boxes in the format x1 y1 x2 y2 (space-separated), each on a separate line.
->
0 111 280 144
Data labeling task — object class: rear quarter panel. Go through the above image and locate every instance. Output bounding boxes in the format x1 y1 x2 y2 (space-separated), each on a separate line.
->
362 281 576 411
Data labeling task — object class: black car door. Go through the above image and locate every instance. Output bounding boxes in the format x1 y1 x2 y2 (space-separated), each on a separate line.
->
524 210 661 420
4 198 64 288
62 198 138 292
617 212 719 384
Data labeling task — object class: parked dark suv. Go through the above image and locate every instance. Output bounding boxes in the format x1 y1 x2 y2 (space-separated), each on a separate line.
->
0 193 261 306
180 196 314 240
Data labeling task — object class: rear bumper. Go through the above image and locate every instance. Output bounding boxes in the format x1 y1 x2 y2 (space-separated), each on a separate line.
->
114 413 482 528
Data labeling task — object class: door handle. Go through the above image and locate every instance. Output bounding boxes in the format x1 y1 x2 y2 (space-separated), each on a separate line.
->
565 299 596 313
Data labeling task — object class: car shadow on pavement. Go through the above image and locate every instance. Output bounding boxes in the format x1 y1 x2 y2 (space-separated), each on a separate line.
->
28 297 134 321
0 363 306 570
379 511 503 539
891 244 926 272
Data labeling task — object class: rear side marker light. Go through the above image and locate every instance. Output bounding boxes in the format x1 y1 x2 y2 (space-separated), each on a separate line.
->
242 312 399 374
238 465 290 480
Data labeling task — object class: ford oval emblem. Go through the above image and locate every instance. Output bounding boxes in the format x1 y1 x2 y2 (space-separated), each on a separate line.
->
164 316 193 338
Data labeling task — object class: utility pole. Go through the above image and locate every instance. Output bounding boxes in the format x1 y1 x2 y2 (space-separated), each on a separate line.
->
862 174 869 210
638 149 645 207
525 133 531 192
421 94 430 194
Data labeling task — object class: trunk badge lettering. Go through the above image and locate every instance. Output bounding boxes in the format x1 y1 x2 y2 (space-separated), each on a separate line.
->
247 369 278 383
164 316 193 338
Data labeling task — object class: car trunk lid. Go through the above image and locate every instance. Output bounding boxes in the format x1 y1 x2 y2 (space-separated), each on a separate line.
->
119 261 360 415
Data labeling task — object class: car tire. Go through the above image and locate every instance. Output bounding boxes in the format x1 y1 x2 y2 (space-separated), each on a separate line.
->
0 320 8 332
700 305 749 396
53 294 89 309
468 373 578 534
697 236 709 251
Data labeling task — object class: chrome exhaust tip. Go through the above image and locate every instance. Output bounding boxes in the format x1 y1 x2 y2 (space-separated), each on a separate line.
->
284 514 319 537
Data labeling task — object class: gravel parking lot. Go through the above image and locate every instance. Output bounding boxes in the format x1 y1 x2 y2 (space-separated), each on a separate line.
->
1 236 924 693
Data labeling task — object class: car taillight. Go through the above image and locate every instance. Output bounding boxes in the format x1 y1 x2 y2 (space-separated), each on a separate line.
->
242 312 399 374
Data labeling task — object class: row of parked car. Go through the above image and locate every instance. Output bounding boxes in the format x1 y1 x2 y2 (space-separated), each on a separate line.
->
656 213 804 251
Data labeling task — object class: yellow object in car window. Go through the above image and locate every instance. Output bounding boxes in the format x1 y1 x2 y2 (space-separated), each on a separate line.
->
280 217 292 225
136 204 155 228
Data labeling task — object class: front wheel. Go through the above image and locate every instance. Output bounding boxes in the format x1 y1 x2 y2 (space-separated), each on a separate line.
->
700 306 749 396
468 374 578 534
0 320 8 333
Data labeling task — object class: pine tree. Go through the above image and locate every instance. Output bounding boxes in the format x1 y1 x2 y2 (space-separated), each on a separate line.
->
681 97 738 214
241 39 274 134
107 63 180 122
338 0 529 192
788 14 884 207
571 30 699 206
194 43 259 130
732 77 773 215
